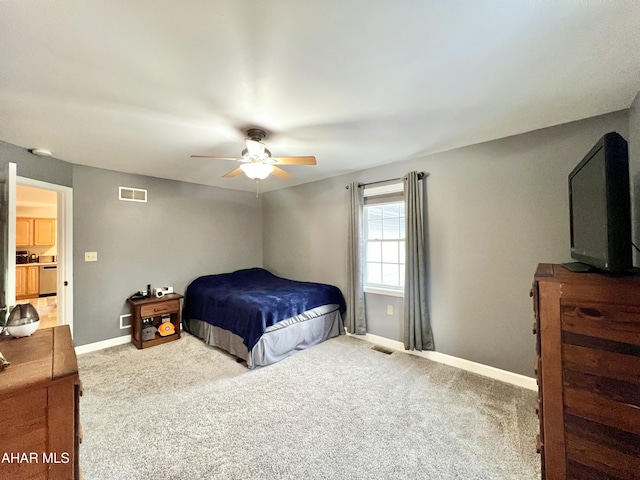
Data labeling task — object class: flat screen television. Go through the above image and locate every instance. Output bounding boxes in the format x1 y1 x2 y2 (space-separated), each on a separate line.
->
567 132 632 275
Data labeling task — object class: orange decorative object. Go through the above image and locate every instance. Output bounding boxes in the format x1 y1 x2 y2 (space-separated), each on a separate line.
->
157 322 175 337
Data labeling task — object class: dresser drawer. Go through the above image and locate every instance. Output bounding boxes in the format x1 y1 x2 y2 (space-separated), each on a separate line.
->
140 300 180 317
561 301 640 346
0 389 48 461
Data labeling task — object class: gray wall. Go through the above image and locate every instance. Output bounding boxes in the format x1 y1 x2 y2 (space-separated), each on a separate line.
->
2 99 638 363
1 140 263 346
262 111 631 377
365 293 404 341
72 165 262 345
0 140 73 187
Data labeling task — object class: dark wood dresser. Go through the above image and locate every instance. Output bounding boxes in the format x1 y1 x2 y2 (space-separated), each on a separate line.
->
0 325 82 480
532 263 640 480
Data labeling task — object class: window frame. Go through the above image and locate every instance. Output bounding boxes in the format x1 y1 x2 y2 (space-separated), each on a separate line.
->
363 184 405 297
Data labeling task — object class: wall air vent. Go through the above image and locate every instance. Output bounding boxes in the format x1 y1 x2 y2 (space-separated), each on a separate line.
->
371 345 394 355
119 187 147 203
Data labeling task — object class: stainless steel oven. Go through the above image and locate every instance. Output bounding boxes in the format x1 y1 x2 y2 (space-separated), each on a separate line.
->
39 265 57 296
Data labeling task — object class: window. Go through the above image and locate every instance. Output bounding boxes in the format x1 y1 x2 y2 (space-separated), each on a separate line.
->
364 201 405 292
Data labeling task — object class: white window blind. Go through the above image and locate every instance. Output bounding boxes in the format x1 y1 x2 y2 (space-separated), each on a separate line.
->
364 194 405 292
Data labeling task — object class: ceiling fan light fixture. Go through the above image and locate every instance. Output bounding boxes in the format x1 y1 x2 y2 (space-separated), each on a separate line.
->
191 126 314 184
240 162 274 180
246 139 266 156
241 147 272 163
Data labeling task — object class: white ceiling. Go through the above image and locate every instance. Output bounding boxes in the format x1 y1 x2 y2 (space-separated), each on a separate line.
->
1 1 640 193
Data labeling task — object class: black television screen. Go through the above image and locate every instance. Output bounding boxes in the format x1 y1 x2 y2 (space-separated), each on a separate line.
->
568 132 632 274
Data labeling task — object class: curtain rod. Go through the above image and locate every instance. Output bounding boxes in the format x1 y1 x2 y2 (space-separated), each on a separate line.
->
345 171 429 189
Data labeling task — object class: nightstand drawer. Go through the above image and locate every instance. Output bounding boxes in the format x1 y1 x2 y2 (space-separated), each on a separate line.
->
140 300 180 317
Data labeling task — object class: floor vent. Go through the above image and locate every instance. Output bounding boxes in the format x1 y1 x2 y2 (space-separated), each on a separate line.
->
119 186 147 202
371 345 394 355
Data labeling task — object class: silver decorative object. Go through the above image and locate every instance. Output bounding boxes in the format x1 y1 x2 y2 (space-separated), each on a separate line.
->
5 304 40 338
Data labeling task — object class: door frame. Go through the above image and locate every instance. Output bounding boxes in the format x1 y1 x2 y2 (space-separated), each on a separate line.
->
16 176 73 334
2 163 17 321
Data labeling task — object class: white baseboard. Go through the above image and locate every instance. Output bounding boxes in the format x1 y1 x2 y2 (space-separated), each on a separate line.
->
75 334 131 355
75 323 184 355
348 332 538 391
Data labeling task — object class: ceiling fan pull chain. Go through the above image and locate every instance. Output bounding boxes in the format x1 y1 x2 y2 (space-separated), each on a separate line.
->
255 179 260 198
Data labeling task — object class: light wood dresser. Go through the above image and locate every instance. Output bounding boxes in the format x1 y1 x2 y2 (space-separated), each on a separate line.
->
0 325 82 479
532 263 640 480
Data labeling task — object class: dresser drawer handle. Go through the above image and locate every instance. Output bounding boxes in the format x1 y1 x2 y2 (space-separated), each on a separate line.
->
578 307 603 318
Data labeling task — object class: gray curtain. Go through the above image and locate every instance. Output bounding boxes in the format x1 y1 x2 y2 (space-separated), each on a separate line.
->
345 182 366 334
403 171 434 350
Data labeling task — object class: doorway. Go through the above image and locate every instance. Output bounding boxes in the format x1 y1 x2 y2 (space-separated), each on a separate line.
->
15 177 73 332
15 185 58 327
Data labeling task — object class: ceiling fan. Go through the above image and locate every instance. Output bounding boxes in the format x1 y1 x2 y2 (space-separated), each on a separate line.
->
191 128 316 180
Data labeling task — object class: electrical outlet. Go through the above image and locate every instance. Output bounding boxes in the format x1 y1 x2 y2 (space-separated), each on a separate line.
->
85 251 98 262
387 305 393 315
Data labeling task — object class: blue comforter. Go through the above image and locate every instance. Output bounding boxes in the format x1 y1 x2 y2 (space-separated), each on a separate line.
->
182 268 346 351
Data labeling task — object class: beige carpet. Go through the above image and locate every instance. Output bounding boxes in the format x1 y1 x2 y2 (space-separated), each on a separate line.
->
78 333 540 479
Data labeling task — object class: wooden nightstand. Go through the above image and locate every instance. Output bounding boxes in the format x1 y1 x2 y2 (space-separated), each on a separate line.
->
127 293 183 349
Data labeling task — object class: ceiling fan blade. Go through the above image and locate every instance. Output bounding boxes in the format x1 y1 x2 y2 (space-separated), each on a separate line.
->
191 155 240 161
272 156 316 165
271 166 292 180
222 167 244 178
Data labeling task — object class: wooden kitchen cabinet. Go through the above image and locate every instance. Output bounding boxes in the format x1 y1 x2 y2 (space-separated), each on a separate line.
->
15 217 56 246
26 265 39 296
15 265 26 297
16 264 39 299
16 217 34 247
34 218 56 246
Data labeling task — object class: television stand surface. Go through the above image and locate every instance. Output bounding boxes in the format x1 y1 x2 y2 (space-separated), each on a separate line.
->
562 262 594 273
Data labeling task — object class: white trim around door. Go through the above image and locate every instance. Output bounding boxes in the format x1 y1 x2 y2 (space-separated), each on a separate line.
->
16 177 74 336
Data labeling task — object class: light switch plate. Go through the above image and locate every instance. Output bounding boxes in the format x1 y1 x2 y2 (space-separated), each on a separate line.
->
85 251 98 262
387 305 393 315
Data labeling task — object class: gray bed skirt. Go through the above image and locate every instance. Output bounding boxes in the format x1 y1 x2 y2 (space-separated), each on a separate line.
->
185 304 344 368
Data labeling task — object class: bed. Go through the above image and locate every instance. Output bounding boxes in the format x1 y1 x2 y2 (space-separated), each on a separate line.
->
182 268 346 368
